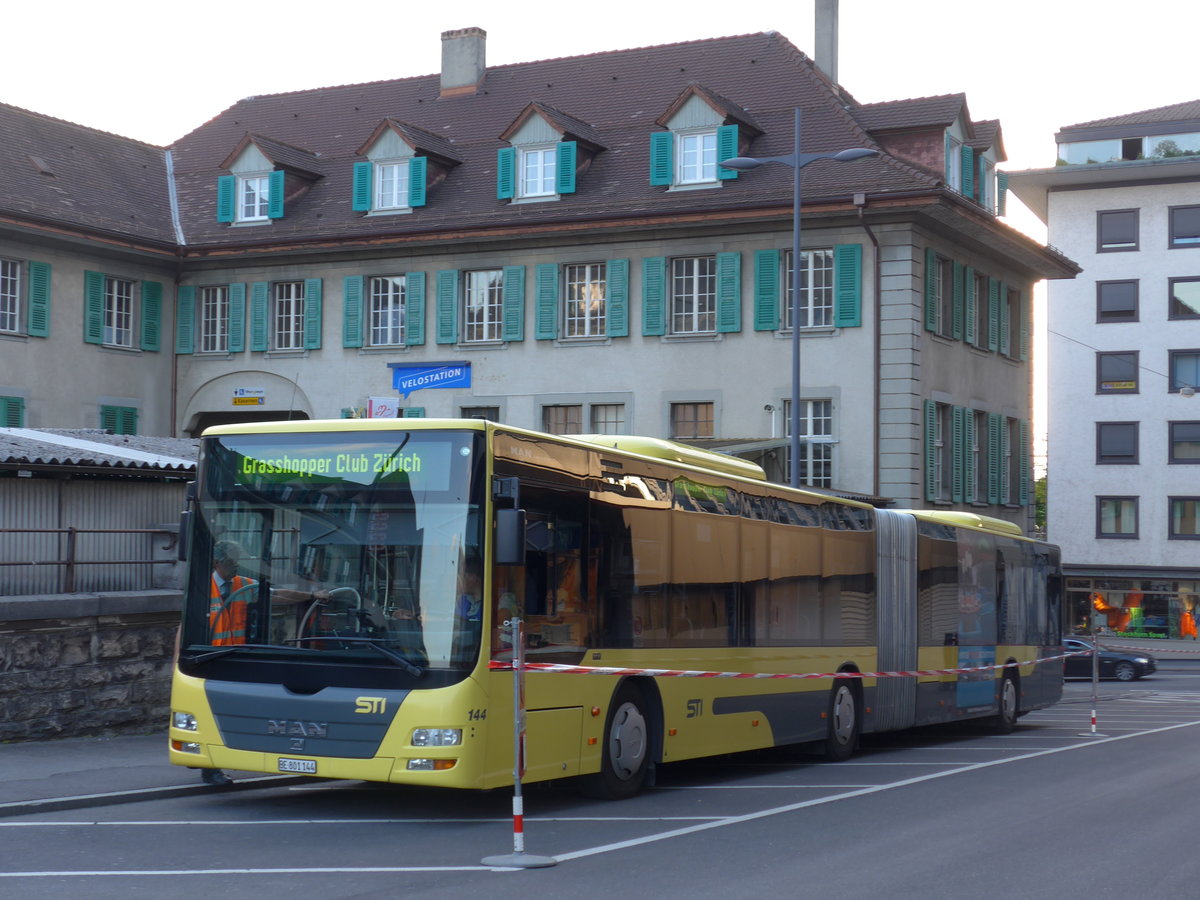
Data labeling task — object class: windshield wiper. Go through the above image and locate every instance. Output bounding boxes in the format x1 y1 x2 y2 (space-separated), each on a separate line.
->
185 643 300 664
290 636 424 676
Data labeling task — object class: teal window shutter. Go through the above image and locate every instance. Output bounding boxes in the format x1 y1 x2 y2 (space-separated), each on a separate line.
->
964 409 977 504
27 260 51 337
943 132 953 183
343 276 364 348
0 396 24 427
497 148 516 200
1018 289 1029 361
951 405 965 503
100 405 138 435
951 260 964 341
998 281 1010 355
754 249 780 331
716 125 739 180
352 162 372 212
436 270 459 344
408 157 427 208
175 285 195 354
535 263 558 340
832 244 862 328
1019 419 1031 507
556 141 577 194
997 172 1009 216
405 271 426 346
303 278 323 349
987 278 1001 352
924 400 938 503
403 407 425 418
267 170 285 219
216 175 236 223
987 413 1003 504
83 270 104 344
716 251 741 333
608 259 629 337
960 145 974 197
649 132 673 186
502 265 525 341
250 281 269 351
923 248 937 332
999 416 1011 501
140 281 162 351
228 283 246 352
964 266 976 346
642 257 666 335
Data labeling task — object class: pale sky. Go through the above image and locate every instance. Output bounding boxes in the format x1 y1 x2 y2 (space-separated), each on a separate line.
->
7 0 1196 468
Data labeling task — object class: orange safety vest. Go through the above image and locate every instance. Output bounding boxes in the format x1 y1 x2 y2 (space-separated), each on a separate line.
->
209 574 253 645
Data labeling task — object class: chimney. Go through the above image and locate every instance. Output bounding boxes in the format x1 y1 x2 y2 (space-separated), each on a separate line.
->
814 0 839 84
440 27 487 98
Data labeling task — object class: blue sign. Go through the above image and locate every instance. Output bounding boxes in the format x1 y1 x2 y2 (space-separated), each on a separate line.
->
389 362 471 398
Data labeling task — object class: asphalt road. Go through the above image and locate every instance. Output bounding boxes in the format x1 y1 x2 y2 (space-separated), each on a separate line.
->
5 667 1200 899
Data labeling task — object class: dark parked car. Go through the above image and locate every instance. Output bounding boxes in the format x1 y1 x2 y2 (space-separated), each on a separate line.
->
1063 638 1157 681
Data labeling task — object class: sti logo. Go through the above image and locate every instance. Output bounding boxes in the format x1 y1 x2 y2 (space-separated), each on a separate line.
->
355 697 387 715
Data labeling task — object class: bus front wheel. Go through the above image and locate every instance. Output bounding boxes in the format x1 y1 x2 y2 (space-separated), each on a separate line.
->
579 683 651 800
822 681 860 762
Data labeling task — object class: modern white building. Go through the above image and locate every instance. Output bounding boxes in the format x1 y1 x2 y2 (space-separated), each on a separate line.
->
1009 100 1200 637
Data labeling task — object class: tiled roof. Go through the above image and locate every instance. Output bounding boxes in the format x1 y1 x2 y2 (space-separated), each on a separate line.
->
1061 99 1200 132
0 102 176 245
168 32 937 250
851 94 968 132
0 428 197 473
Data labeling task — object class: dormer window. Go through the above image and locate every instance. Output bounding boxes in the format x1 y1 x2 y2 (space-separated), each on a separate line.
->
649 85 757 190
353 119 454 214
239 174 271 221
519 145 558 198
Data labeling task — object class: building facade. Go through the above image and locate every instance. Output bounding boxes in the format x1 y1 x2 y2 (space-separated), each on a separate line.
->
1009 100 1200 637
0 28 1073 526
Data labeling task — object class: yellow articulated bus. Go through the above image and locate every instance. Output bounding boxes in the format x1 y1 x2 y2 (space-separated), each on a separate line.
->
169 418 1063 799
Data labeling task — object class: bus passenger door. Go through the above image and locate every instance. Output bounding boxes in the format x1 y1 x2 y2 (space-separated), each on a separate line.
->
874 509 918 731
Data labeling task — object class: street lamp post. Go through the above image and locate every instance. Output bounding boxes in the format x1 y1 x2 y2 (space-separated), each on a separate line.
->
720 108 877 488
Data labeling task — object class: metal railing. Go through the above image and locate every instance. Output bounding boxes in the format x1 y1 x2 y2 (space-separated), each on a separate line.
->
0 528 178 595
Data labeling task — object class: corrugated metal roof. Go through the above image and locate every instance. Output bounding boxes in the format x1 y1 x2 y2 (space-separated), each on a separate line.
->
0 428 197 472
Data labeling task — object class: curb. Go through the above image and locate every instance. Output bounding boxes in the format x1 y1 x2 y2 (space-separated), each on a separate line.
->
0 773 310 819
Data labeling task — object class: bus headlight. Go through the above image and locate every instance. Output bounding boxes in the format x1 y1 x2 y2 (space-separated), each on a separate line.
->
407 758 458 771
172 712 198 731
172 740 201 754
411 728 462 747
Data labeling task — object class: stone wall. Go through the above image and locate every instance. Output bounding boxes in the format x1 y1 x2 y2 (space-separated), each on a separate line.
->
0 591 180 742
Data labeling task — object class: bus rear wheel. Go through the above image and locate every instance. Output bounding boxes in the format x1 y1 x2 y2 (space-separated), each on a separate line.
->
988 670 1019 734
579 683 651 800
822 681 860 762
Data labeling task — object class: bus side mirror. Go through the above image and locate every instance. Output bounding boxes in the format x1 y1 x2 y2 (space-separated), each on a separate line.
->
495 508 527 566
177 481 196 562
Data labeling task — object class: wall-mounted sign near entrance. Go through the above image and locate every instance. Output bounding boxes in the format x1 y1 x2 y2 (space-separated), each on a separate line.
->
388 362 470 398
232 387 265 406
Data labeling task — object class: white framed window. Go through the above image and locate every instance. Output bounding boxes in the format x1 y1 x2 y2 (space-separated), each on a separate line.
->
543 404 582 435
784 399 834 488
519 147 557 198
677 131 717 184
946 134 963 192
564 263 607 337
370 275 406 346
199 286 229 353
273 281 305 350
671 256 716 334
590 403 625 434
0 257 20 334
783 249 834 329
239 175 270 222
375 161 410 211
464 270 503 343
104 277 134 347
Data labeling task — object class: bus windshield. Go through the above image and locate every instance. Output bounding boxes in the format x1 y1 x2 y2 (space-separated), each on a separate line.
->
179 429 485 673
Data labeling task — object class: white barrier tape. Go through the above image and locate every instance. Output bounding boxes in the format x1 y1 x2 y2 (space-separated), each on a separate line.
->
488 650 1090 681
